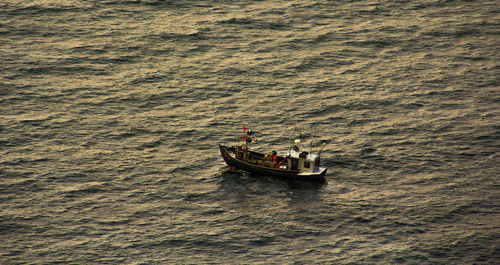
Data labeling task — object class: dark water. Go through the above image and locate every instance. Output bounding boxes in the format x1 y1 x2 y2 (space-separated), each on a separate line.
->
1 0 499 264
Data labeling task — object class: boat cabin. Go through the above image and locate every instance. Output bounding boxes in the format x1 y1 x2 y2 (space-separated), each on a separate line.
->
286 149 320 174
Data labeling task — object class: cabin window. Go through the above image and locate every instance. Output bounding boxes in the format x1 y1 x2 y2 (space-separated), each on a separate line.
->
304 161 310 168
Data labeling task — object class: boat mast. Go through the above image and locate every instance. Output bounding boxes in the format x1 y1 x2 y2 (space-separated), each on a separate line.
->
309 131 315 153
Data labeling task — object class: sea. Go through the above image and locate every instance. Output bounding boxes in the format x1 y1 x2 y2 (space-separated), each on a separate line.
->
1 0 499 264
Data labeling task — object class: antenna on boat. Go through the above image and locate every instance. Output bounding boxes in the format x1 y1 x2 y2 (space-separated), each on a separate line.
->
290 139 301 152
309 130 315 153
317 142 326 156
309 140 312 153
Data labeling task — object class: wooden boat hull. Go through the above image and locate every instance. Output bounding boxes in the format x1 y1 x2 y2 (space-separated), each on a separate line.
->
219 145 326 181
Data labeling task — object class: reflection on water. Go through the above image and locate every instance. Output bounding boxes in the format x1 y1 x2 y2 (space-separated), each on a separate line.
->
216 169 326 214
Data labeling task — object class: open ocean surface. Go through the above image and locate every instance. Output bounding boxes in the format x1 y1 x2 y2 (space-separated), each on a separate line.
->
1 0 499 264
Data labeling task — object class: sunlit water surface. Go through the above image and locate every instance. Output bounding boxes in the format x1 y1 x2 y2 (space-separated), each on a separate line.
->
1 0 499 264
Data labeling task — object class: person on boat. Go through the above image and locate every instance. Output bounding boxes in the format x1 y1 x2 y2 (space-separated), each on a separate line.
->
272 150 278 165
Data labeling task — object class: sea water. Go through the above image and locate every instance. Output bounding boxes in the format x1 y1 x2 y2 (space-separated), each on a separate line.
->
1 1 499 264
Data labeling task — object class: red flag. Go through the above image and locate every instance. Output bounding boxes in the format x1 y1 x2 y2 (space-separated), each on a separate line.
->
243 126 247 132
243 135 247 141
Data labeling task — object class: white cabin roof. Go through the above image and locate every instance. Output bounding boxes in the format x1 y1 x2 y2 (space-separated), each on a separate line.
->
287 149 318 161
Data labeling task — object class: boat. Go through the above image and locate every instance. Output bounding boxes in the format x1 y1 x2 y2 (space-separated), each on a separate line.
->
219 127 327 181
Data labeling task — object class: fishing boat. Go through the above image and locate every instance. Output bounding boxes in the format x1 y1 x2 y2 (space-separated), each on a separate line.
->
219 127 327 181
